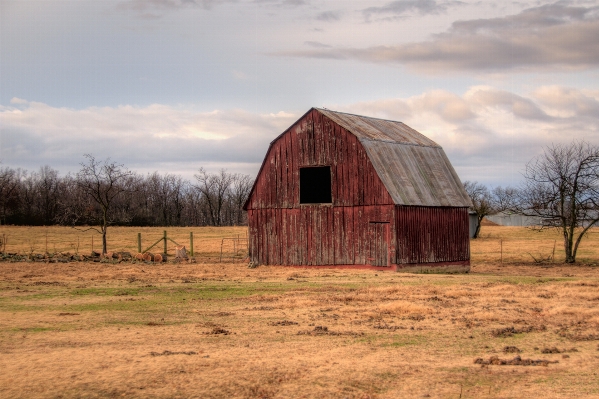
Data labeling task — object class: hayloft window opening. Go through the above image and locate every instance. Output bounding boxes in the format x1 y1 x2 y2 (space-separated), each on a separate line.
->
300 166 332 204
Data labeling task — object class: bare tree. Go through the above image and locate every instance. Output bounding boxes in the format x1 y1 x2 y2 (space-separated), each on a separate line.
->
228 173 253 225
515 141 599 263
149 172 185 226
463 181 495 239
194 168 234 226
71 155 133 254
0 167 22 225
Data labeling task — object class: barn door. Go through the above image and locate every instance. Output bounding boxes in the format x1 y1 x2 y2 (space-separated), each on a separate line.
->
368 222 390 267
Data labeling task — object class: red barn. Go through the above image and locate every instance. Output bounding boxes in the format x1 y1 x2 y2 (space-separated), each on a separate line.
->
243 108 472 272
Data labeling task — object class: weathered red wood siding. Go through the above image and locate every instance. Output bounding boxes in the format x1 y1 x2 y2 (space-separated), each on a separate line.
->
248 205 394 265
245 109 393 210
395 206 470 264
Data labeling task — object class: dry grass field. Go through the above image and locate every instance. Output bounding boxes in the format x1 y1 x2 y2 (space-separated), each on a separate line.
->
1 225 599 398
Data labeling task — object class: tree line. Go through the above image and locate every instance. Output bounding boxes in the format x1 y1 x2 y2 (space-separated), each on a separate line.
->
0 156 253 229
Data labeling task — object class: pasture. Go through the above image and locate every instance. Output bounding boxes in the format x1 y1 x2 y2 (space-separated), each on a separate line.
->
0 226 598 398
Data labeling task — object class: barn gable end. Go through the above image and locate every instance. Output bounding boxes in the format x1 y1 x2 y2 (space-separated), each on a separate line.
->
245 109 393 209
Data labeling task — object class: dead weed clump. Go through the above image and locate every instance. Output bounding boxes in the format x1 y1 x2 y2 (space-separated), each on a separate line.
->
503 346 521 353
541 347 578 354
474 355 559 367
245 306 276 311
204 327 231 335
297 326 364 337
491 325 546 337
268 320 299 326
150 350 197 356
377 300 433 316
559 332 599 341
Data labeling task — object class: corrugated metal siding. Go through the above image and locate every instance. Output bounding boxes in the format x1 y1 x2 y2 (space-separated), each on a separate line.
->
248 205 395 266
396 206 470 264
245 109 394 210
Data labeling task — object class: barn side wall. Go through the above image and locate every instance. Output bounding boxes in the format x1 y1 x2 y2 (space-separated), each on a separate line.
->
248 205 395 266
395 206 470 265
245 109 394 210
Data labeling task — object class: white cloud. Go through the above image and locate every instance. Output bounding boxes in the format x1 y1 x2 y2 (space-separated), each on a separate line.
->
0 100 298 178
274 3 599 72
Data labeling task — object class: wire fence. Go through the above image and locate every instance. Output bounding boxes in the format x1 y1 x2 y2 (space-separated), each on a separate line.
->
2 227 597 265
0 226 249 262
470 239 559 264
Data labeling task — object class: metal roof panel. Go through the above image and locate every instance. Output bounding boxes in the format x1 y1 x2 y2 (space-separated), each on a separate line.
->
316 108 471 207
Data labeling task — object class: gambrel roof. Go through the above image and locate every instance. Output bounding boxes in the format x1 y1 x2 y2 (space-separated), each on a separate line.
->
316 108 471 207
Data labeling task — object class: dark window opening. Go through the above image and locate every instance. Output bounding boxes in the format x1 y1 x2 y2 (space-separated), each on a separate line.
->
300 166 332 204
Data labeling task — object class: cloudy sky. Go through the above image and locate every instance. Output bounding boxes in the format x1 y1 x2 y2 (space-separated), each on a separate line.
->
2 0 599 187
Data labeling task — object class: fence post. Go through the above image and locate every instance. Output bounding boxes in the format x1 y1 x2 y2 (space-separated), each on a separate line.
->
500 239 503 264
190 232 194 257
552 240 556 263
137 233 142 254
163 230 167 254
220 239 224 262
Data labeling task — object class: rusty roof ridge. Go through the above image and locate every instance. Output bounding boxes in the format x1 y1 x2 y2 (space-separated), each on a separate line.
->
358 137 441 149
315 107 409 125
